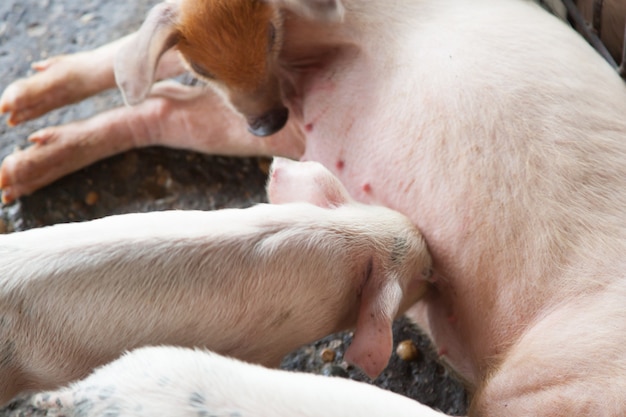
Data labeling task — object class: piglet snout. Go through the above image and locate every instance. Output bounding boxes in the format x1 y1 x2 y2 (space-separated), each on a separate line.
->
247 107 289 137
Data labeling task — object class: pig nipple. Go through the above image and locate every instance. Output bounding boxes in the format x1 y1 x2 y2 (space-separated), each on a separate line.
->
422 267 434 281
336 159 345 171
362 183 372 193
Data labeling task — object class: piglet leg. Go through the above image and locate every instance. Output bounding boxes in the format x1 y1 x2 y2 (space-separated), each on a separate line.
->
0 83 304 203
0 35 184 127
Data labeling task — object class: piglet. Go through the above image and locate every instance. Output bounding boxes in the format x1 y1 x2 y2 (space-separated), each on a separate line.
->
0 158 431 405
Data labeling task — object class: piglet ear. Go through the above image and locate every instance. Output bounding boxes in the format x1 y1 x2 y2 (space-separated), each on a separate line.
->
344 272 403 379
114 2 180 106
267 157 352 207
271 0 345 22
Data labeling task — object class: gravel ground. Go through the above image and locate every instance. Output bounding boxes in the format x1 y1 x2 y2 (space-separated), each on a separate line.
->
0 0 467 414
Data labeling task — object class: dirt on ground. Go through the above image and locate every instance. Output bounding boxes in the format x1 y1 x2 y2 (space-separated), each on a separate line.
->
0 0 467 414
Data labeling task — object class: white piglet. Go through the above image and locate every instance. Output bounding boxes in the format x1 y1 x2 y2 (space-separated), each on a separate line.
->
0 158 431 405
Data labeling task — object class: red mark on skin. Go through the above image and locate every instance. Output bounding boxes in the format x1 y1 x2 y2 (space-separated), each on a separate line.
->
362 183 372 193
305 123 314 133
336 159 345 171
438 347 449 357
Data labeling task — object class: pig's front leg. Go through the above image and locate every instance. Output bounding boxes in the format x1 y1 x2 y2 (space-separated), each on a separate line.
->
0 83 304 203
0 346 448 417
0 34 184 127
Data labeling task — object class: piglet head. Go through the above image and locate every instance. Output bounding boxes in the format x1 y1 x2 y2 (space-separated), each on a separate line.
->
268 158 431 378
114 0 343 137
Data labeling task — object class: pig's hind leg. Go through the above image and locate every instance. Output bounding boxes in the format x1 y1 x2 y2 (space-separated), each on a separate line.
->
0 34 189 203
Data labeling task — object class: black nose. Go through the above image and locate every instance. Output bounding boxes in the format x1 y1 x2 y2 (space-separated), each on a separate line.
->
247 107 289 137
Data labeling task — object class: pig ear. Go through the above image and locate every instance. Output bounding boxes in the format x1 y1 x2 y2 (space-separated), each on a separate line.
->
344 271 403 379
114 2 180 106
267 158 352 207
270 0 345 22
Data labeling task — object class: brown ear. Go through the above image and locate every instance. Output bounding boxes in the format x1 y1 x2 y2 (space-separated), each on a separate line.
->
114 2 180 106
270 0 345 22
344 271 403 379
267 158 352 207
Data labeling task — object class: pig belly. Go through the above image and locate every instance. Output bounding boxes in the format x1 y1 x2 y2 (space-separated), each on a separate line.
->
302 103 497 382
299 1 626 383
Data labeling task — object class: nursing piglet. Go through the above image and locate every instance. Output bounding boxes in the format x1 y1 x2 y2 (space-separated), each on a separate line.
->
0 158 431 405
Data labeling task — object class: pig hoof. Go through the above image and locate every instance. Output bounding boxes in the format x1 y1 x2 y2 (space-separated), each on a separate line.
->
1 187 16 205
28 128 55 145
0 54 84 125
31 57 61 72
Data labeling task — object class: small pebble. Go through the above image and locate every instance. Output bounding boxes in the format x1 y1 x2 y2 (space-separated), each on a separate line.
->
257 158 271 175
80 13 95 24
396 339 419 362
320 348 336 363
327 339 343 350
26 23 47 38
320 364 349 378
84 191 99 206
156 170 172 188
